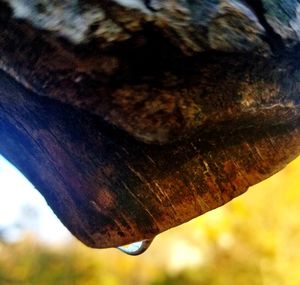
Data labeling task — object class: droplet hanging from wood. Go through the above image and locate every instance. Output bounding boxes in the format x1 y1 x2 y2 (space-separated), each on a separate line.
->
118 239 154 255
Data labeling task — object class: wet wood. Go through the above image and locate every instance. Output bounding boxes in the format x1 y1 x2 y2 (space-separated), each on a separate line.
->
0 0 300 248
1 70 300 247
1 0 299 144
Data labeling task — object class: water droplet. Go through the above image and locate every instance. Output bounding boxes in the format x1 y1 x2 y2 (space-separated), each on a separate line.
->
117 238 154 255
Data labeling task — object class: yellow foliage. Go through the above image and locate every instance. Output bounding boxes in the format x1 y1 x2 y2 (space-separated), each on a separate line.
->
2 156 300 284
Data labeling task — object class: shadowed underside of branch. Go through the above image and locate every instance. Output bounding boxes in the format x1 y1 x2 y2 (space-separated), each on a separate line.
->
0 0 300 248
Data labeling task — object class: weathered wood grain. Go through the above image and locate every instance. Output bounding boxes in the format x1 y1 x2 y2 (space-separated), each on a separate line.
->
0 0 295 143
1 70 300 247
0 0 300 248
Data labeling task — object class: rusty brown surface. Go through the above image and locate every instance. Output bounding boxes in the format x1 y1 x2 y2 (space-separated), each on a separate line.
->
0 0 294 144
0 1 300 248
0 70 300 247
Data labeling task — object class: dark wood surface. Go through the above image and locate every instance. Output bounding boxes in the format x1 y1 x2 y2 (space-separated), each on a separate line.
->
1 0 300 248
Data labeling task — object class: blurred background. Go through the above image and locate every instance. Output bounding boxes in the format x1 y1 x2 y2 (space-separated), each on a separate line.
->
0 154 300 285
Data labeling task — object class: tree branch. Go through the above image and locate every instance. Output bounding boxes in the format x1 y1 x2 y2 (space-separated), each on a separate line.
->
0 0 300 248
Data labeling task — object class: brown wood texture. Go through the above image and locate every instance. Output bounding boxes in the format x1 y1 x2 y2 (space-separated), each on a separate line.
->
1 0 298 144
1 0 300 248
1 70 300 248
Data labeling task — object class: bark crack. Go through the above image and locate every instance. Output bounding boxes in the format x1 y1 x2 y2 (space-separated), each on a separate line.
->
244 0 285 53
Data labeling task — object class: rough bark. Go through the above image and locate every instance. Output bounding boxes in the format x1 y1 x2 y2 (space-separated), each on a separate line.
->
0 0 300 248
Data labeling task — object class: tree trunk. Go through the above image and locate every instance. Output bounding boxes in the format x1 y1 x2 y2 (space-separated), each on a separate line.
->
0 0 300 248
